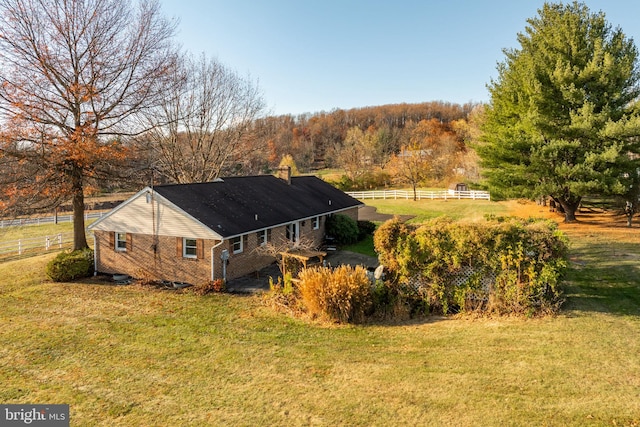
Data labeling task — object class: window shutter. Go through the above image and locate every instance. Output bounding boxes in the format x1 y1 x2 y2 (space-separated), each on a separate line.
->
109 232 115 250
196 239 204 259
177 237 183 257
127 233 133 252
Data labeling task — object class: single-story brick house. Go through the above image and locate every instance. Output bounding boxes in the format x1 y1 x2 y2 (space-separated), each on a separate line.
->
88 172 363 285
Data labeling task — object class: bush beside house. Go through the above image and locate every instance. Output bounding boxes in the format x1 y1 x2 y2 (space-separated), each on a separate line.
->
268 216 568 323
46 249 94 282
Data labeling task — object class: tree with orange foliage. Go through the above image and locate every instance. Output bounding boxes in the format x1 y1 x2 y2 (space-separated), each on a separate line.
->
388 119 463 199
0 0 178 250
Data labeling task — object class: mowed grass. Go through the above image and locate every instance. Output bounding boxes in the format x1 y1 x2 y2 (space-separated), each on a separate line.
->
364 198 509 223
1 201 640 426
0 222 75 240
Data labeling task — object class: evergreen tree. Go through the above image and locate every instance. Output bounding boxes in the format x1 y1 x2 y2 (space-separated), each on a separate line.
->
478 1 640 221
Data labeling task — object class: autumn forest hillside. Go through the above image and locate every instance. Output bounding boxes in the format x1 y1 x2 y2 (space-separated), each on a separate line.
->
237 101 483 191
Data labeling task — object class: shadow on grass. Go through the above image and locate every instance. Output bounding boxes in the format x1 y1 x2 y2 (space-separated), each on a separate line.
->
562 262 640 316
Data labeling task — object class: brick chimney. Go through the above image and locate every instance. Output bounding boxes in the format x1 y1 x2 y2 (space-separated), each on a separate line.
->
277 166 292 185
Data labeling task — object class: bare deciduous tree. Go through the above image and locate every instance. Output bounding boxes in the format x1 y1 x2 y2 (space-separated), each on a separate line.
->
254 236 318 275
145 54 266 183
0 0 178 250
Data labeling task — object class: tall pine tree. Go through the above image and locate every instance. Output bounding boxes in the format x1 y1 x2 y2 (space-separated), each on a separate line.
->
478 1 640 222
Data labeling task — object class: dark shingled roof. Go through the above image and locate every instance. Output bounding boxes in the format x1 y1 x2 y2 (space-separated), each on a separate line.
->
153 175 363 238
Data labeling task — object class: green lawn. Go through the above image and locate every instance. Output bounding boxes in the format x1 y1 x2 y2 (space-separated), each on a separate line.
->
0 222 75 240
363 198 509 223
1 203 640 426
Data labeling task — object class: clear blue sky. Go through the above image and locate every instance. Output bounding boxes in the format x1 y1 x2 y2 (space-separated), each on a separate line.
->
160 1 640 116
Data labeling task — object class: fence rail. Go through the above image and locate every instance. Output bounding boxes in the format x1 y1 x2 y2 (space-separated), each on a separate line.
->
0 211 105 228
0 232 95 262
346 189 490 201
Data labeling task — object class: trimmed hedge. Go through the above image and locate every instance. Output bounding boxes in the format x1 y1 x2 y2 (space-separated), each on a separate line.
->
374 216 569 316
46 248 94 282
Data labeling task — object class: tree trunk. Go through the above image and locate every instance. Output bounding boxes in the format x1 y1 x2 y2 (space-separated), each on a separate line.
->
72 167 88 251
625 202 634 227
556 196 581 223
412 182 417 201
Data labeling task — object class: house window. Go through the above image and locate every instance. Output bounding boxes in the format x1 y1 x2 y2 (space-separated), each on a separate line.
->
232 236 243 254
257 229 271 246
115 232 127 251
312 216 320 230
183 238 198 258
286 222 299 243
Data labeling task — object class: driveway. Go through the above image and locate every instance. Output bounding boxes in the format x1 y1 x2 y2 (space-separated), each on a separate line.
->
358 205 415 223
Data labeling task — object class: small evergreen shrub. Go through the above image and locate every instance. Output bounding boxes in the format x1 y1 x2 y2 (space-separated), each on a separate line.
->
325 214 359 245
297 265 372 323
357 220 377 241
46 248 94 282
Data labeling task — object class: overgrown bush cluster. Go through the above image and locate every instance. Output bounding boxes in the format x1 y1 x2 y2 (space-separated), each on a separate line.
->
266 216 568 322
374 216 569 316
46 248 94 282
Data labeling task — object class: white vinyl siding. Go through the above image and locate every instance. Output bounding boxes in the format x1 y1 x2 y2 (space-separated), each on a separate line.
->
90 190 221 240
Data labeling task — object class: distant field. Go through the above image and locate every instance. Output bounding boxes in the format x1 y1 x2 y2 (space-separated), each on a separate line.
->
0 222 75 240
1 200 639 425
362 198 510 223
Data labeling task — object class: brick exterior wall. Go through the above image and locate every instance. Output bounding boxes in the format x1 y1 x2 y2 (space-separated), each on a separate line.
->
92 207 358 285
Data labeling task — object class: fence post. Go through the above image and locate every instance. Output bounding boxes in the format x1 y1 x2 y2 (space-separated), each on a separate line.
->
58 234 62 249
46 236 50 250
18 239 22 255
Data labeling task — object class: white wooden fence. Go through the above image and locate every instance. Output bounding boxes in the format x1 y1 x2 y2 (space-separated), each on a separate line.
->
0 232 94 260
346 189 490 201
0 212 105 228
